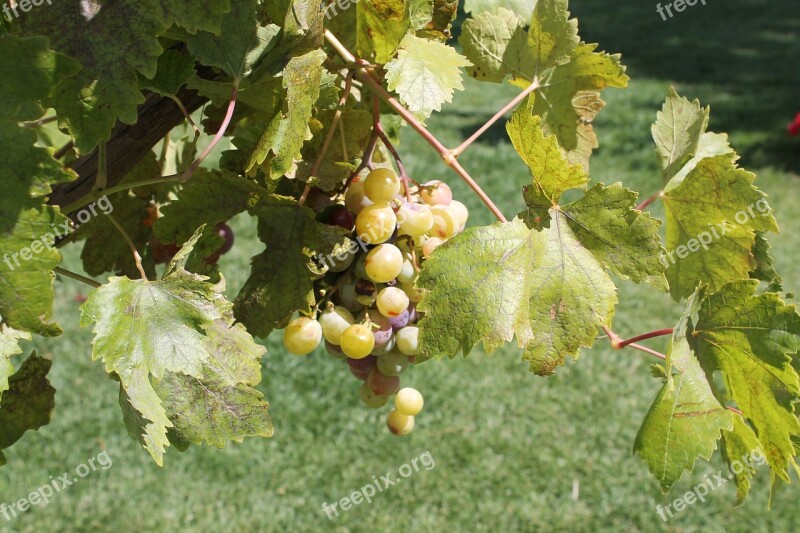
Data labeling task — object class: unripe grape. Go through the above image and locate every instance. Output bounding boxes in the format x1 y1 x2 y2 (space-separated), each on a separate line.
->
395 387 424 415
345 181 372 215
341 324 375 359
448 200 469 229
319 306 355 345
397 202 434 237
283 317 322 356
430 205 459 239
387 409 415 436
355 203 397 245
329 248 355 273
396 255 417 284
365 243 404 283
336 276 365 313
359 382 389 408
376 287 410 318
364 168 401 203
399 281 424 303
396 326 420 356
377 352 410 376
367 368 400 396
422 237 444 258
420 180 452 206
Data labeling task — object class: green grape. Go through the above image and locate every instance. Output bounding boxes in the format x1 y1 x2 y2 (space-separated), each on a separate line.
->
396 326 419 356
355 203 397 245
283 317 322 356
395 387 424 416
387 409 415 436
377 352 410 376
359 382 389 409
430 205 459 239
340 324 376 359
364 168 401 203
396 255 417 284
345 180 372 215
422 236 444 258
448 200 469 229
399 281 424 303
365 243 404 283
329 247 355 273
319 306 355 345
397 202 434 237
336 276 365 313
376 287 410 318
420 180 452 206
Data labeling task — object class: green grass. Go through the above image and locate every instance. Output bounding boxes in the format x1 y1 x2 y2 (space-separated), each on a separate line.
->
2 2 800 531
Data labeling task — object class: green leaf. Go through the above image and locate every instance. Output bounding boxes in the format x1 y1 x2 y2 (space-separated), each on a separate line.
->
529 43 628 169
690 280 800 479
662 153 778 299
463 0 535 20
751 232 783 292
634 295 733 491
80 231 271 464
234 195 350 338
721 416 766 504
356 0 410 63
416 217 617 376
0 354 56 466
509 109 588 206
385 34 472 120
23 0 229 151
0 325 30 401
140 48 197 96
651 88 710 183
459 8 533 84
186 0 280 79
248 49 326 177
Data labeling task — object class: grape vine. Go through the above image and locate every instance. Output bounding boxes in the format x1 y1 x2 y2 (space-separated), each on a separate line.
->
0 0 796 506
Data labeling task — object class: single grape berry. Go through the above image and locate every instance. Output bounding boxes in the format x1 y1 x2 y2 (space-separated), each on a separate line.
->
341 324 376 359
283 317 323 356
387 409 415 436
364 168 401 203
397 202 434 237
376 286 410 318
367 368 401 396
347 354 377 381
359 382 389 408
396 326 420 356
420 180 453 206
355 203 397 245
319 306 355 345
377 352 410 376
344 180 372 215
365 243 404 283
328 206 356 231
395 387 424 416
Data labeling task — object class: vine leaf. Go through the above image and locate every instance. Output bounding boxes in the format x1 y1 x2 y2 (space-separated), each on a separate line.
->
662 153 777 300
513 109 667 289
0 354 56 466
652 88 710 183
463 0 535 20
234 195 350 338
751 232 783 292
459 7 535 84
690 280 800 480
634 293 733 492
721 416 765 504
356 0 411 64
248 49 327 177
385 33 472 120
80 230 272 465
416 217 617 376
140 48 197 96
23 0 230 152
0 325 31 401
0 37 79 336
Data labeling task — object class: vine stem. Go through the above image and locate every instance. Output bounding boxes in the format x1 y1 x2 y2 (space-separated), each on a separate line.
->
61 175 182 214
299 72 356 207
179 80 239 183
615 328 674 349
324 30 508 223
23 115 58 128
637 190 663 211
54 267 101 288
452 79 539 158
107 213 148 281
602 325 668 360
168 94 200 136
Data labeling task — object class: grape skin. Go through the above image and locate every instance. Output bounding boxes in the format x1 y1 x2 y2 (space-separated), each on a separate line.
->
283 317 322 356
387 409 415 436
395 387 424 416
340 324 375 359
365 243 404 283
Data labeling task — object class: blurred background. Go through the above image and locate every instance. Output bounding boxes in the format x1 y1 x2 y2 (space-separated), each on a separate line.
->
2 1 799 531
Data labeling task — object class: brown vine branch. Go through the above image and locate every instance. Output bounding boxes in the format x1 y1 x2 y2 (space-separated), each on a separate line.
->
603 325 668 360
324 30 508 223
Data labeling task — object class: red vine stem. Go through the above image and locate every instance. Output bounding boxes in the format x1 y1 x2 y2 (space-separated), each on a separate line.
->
636 190 663 211
452 79 540 157
616 328 674 349
324 30 508 223
179 80 239 183
603 325 668 360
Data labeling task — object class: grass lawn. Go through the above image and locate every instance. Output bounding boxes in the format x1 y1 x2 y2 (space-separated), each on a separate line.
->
2 1 799 532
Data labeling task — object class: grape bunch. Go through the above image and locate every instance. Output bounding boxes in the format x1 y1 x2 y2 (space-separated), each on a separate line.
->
282 168 469 435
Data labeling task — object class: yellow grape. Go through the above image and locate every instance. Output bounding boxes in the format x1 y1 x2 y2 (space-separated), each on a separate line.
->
340 324 376 359
355 203 397 245
364 168 401 203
